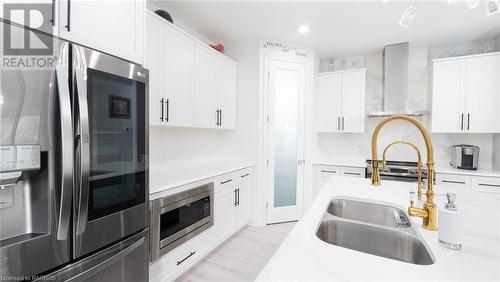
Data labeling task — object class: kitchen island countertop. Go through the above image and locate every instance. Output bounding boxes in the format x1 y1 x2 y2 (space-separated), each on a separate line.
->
257 176 500 281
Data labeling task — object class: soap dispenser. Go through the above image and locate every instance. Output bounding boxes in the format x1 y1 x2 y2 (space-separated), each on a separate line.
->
438 193 463 250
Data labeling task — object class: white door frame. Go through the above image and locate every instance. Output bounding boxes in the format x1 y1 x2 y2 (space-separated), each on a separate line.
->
264 58 306 224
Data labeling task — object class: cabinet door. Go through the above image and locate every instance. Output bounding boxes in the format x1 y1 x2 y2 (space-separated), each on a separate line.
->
145 13 163 126
216 56 237 129
59 0 145 64
465 55 500 133
234 182 251 229
163 24 195 127
317 73 342 132
193 43 218 128
213 188 235 244
341 70 365 133
431 60 466 133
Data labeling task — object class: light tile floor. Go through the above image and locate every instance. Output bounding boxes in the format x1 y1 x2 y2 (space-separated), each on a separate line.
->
176 222 296 282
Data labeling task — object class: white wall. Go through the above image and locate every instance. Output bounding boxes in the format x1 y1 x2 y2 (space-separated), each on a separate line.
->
315 40 497 170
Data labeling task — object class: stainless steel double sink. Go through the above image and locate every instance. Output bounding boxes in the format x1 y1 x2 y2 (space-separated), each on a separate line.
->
316 198 435 265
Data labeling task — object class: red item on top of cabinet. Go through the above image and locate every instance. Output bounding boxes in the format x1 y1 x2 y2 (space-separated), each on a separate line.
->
210 44 224 53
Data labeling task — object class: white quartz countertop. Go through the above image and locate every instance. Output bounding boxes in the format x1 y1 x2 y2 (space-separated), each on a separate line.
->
149 160 253 195
435 165 500 178
257 176 500 281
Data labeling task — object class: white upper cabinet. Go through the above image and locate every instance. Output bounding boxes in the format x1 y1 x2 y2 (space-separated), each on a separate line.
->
216 56 237 129
193 42 237 130
432 53 500 133
145 12 237 130
193 42 218 128
162 23 195 127
145 13 163 126
317 73 342 132
316 69 366 133
59 0 145 64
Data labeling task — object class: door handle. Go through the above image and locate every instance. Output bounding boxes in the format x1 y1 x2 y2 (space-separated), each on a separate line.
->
220 109 222 126
460 113 464 131
55 65 73 241
234 189 237 207
237 188 240 206
50 0 56 26
165 98 170 122
467 113 470 131
74 67 90 236
65 0 71 31
337 116 340 131
160 98 164 122
342 116 345 131
215 109 220 126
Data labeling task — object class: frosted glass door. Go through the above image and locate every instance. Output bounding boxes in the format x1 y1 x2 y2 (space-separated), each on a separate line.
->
267 60 305 224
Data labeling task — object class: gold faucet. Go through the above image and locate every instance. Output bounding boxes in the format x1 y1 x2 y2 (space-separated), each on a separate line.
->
382 141 424 200
371 115 437 231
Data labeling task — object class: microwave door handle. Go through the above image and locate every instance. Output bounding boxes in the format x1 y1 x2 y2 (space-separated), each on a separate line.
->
74 68 90 235
55 65 74 240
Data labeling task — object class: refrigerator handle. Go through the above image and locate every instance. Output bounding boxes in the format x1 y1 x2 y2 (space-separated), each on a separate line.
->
55 65 73 240
74 68 90 236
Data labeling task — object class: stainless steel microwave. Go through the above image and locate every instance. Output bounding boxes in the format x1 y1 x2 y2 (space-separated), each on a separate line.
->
150 183 214 261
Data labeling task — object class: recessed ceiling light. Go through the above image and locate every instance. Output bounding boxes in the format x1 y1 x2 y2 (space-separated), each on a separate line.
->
467 0 480 9
298 25 309 34
485 0 500 16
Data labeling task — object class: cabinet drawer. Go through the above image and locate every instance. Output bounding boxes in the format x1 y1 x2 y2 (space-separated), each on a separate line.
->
237 168 253 183
150 230 210 281
215 173 236 195
472 176 500 194
436 173 472 188
317 165 339 176
340 167 365 178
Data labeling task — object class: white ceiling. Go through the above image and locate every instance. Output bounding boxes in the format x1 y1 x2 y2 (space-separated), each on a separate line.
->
152 0 500 58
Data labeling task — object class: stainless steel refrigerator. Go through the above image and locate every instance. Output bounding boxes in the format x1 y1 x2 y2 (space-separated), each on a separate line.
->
0 20 149 281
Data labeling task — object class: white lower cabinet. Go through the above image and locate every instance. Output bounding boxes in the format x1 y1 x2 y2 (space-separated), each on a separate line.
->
213 169 253 244
313 164 366 199
150 167 253 282
149 230 210 282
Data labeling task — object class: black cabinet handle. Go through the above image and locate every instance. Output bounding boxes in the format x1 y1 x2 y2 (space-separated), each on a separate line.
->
442 180 466 185
160 98 164 122
241 173 250 178
166 99 169 122
221 179 232 185
51 0 56 26
220 109 223 126
215 109 220 126
237 188 240 206
460 113 464 130
320 170 337 174
177 251 196 265
234 189 237 206
467 113 470 130
478 183 500 188
337 117 340 130
342 116 345 130
344 172 361 176
65 0 71 31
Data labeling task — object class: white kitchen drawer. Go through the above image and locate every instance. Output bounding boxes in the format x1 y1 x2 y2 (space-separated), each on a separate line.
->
236 168 253 183
472 176 500 194
215 172 236 195
436 173 472 188
150 230 210 281
317 165 340 176
340 167 365 178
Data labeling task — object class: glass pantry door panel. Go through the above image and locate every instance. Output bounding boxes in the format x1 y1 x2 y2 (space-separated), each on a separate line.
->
87 69 146 220
273 68 299 207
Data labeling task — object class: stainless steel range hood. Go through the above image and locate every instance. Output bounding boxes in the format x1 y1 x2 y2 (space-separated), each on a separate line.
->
367 42 430 118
